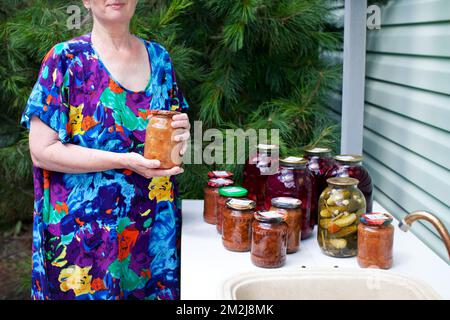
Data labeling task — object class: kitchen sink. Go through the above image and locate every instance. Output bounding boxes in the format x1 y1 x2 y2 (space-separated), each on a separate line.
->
220 268 441 300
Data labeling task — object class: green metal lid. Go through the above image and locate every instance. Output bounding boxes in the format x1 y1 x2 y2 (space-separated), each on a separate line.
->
219 186 248 197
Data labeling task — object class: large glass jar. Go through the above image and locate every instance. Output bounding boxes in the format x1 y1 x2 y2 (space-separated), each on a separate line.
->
269 197 302 254
304 147 335 227
217 186 248 234
222 198 256 252
251 210 288 268
144 110 182 169
243 144 279 210
265 156 314 239
317 177 366 258
203 178 234 225
327 155 373 213
358 213 394 269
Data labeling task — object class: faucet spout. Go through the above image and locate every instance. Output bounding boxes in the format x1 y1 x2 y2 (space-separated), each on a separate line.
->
399 211 450 259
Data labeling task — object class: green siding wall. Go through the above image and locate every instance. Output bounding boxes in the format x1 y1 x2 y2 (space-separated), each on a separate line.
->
364 0 450 263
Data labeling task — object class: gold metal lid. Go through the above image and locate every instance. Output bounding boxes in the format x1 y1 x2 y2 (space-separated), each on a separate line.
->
225 198 256 211
334 154 363 163
280 156 308 166
327 177 359 186
304 147 332 155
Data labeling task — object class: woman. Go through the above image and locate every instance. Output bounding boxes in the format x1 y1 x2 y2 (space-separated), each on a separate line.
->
21 0 190 300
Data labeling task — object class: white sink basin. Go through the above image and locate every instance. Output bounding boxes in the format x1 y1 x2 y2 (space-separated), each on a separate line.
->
220 268 441 300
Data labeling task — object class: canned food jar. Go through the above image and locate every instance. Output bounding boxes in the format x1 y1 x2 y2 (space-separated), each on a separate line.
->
217 186 248 234
203 178 234 224
222 198 256 252
270 197 302 254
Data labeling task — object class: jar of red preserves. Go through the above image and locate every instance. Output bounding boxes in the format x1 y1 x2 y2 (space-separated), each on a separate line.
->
243 144 279 210
358 213 394 269
327 155 373 213
251 210 288 268
222 198 256 252
304 147 335 227
144 110 183 169
265 156 315 239
203 178 234 224
269 197 302 254
217 186 248 234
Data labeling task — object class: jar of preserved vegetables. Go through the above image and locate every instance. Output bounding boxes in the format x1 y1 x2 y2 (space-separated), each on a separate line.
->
203 177 234 225
269 197 302 254
243 144 279 210
317 177 366 258
265 156 314 239
144 110 183 169
251 210 288 268
327 155 373 213
217 186 248 234
222 198 256 252
358 213 394 269
304 147 335 227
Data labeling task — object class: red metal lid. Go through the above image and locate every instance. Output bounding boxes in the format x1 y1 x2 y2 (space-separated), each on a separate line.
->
360 212 393 226
207 178 234 187
207 171 234 179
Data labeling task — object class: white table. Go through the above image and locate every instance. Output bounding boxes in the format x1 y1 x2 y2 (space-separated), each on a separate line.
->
180 200 450 299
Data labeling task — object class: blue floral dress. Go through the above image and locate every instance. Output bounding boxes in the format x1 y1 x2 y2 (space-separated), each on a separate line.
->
21 33 188 300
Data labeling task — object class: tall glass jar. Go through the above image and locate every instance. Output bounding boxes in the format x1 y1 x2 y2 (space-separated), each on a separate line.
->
327 155 373 213
243 144 279 210
269 197 302 254
222 198 256 252
144 110 182 169
317 177 366 258
265 156 314 239
251 210 288 268
217 186 248 234
203 178 234 224
304 147 335 227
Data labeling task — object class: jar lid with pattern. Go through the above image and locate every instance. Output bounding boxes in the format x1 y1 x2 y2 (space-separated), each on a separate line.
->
254 210 287 223
207 171 234 179
225 198 256 211
207 178 234 188
360 212 393 227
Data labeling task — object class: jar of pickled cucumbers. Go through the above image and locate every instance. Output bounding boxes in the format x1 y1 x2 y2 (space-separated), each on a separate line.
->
317 177 366 258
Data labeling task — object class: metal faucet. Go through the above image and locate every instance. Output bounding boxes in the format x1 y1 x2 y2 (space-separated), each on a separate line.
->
399 211 450 259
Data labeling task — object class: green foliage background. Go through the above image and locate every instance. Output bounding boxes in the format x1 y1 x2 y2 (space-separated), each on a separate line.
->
0 0 344 228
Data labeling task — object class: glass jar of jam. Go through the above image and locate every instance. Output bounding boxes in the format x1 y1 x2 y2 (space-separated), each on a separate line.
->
358 213 394 269
251 210 288 268
222 198 256 252
327 155 373 213
144 110 183 169
203 177 234 225
265 156 315 239
243 144 279 210
317 177 366 258
269 197 302 254
217 186 248 234
304 147 335 227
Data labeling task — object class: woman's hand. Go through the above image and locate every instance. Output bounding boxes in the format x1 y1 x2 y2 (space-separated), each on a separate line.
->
121 152 184 178
171 113 191 155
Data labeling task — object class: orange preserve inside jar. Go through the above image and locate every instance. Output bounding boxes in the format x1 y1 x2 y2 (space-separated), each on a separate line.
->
217 186 248 234
270 197 302 254
357 213 394 269
144 110 183 169
251 210 288 268
203 178 234 225
222 198 256 252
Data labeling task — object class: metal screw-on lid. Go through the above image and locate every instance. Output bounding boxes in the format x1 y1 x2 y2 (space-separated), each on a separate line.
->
254 210 287 223
280 156 308 167
207 171 234 179
207 178 234 188
360 212 393 227
334 154 363 163
327 177 359 186
225 198 256 211
257 143 279 151
219 186 248 197
304 147 332 155
271 197 302 209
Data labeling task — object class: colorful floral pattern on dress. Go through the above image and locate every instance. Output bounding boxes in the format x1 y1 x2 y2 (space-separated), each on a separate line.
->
21 33 188 300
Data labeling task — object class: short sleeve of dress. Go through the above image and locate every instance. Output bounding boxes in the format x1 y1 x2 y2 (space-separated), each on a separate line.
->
21 44 71 144
168 56 189 112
